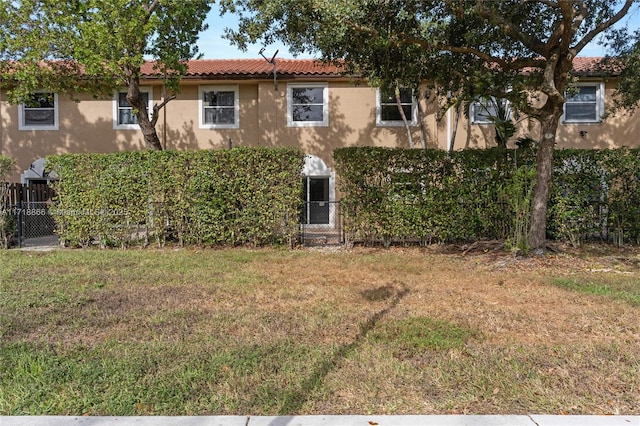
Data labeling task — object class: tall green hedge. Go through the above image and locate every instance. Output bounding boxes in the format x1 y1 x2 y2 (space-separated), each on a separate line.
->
334 147 640 247
46 148 305 248
550 148 640 246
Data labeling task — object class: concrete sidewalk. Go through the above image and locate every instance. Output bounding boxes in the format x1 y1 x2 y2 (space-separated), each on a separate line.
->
2 415 639 426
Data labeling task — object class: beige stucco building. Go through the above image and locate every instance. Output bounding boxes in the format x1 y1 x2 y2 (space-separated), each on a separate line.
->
1 58 638 194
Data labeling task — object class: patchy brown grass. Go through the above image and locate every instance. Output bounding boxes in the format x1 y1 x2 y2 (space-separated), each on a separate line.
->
1 245 639 415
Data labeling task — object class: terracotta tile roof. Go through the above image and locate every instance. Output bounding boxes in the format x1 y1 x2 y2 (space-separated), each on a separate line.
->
1 57 616 81
571 56 622 76
141 59 344 79
572 56 602 73
139 57 619 80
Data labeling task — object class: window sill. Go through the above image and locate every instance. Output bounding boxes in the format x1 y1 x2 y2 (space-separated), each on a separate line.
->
376 121 418 127
561 120 603 125
287 122 329 128
199 124 240 130
19 126 58 131
114 124 141 130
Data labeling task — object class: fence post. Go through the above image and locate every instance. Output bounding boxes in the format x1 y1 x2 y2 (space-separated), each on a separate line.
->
338 200 343 244
17 184 24 248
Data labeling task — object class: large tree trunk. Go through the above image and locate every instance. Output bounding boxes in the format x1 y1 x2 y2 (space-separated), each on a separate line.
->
527 111 561 250
127 79 163 151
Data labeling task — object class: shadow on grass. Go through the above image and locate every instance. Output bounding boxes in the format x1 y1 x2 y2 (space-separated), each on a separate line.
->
273 283 411 414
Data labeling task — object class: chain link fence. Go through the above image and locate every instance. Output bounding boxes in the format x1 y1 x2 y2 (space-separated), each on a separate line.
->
300 201 343 246
1 183 57 248
1 202 57 247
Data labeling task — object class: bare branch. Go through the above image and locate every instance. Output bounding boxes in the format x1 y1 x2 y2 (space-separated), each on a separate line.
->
401 34 543 72
551 1 578 53
151 94 177 127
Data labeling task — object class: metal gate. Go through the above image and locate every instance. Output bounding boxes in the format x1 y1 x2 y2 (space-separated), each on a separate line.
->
2 183 56 248
300 200 343 246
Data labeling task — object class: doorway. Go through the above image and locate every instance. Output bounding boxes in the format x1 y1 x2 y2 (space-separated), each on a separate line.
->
300 155 342 245
302 176 330 225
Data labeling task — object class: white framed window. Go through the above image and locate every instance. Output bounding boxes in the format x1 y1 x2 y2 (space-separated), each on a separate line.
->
376 87 417 126
563 83 604 123
471 97 510 125
199 85 239 129
287 83 329 127
19 92 59 131
113 87 153 130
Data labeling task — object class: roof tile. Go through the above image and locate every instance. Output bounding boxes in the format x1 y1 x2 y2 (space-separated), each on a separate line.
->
571 56 622 75
141 59 344 78
140 57 618 79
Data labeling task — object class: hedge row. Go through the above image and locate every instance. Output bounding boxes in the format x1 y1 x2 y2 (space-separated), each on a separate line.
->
46 148 305 248
334 147 640 247
550 149 640 246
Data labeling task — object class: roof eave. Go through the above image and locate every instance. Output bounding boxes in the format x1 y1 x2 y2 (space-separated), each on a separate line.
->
141 73 348 81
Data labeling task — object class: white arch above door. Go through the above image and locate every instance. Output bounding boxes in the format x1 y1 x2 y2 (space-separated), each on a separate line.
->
303 154 332 177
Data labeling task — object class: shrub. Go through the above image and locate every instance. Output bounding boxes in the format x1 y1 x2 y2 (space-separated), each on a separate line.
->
46 148 305 248
334 146 640 247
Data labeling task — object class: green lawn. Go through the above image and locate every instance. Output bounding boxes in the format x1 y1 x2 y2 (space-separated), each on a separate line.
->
1 247 639 415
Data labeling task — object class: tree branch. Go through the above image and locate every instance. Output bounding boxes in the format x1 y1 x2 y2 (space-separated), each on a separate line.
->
552 1 578 53
522 0 559 8
150 94 177 127
401 34 543 72
571 1 588 35
573 0 633 53
143 0 161 22
540 52 565 103
471 0 548 55
144 0 161 14
347 22 380 38
546 17 566 51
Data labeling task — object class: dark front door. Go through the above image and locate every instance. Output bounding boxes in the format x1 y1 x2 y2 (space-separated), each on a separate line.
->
302 177 330 225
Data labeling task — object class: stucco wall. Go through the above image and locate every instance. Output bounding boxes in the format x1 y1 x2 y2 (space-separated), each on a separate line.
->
1 77 638 182
451 79 639 151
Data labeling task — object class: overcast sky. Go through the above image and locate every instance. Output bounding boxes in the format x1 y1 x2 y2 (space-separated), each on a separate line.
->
197 4 640 60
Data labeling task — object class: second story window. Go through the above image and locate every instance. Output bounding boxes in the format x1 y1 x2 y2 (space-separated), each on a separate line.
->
114 89 152 129
377 88 417 126
199 85 239 129
287 83 329 127
563 83 604 123
116 91 151 127
19 92 58 131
